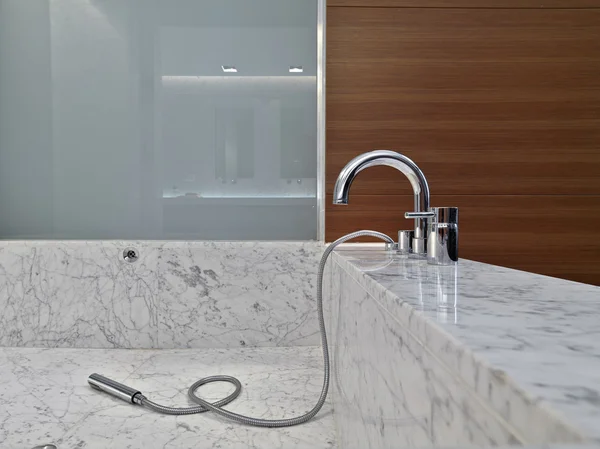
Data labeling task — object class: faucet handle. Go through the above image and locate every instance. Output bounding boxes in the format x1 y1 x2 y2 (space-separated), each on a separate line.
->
403 212 432 257
406 207 458 226
407 208 459 265
405 211 435 219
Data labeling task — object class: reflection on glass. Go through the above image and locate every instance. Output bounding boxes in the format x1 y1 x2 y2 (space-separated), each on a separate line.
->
0 0 318 240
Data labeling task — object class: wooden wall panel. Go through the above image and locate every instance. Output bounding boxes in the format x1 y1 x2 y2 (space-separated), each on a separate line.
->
328 1 600 7
327 7 600 196
326 6 600 285
326 195 600 285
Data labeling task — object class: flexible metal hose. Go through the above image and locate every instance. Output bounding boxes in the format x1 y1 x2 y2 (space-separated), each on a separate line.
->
138 230 394 427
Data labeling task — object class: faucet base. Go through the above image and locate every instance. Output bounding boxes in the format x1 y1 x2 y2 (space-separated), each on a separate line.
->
411 237 427 256
384 242 399 252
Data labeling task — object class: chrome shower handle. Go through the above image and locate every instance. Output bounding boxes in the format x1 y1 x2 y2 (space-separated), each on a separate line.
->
88 373 143 404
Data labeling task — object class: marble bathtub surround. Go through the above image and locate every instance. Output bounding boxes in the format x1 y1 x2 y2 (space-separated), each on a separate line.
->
157 241 322 348
329 258 526 448
0 241 160 349
0 241 323 349
331 246 599 445
3 238 599 448
0 346 335 449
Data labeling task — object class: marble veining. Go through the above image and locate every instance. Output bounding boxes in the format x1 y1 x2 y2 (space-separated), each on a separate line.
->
0 241 160 349
2 240 600 448
156 241 323 348
0 346 335 449
328 257 525 448
0 241 323 349
332 246 599 444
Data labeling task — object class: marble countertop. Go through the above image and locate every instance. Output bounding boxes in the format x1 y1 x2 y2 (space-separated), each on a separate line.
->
0 346 335 449
332 246 600 444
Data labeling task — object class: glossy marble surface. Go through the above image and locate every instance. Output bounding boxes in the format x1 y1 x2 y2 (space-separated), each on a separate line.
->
332 246 600 444
328 258 524 449
0 241 322 349
0 346 335 449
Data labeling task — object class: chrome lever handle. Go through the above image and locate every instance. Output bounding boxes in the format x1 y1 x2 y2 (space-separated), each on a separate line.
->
405 211 435 219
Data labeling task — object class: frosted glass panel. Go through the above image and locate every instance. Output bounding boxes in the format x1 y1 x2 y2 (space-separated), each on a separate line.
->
0 0 318 240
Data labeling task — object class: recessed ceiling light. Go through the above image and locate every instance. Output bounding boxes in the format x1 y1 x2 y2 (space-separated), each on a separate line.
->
221 65 238 73
289 66 303 73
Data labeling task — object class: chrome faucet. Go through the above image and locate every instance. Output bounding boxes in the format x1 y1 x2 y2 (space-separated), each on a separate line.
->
333 150 459 264
332 150 431 256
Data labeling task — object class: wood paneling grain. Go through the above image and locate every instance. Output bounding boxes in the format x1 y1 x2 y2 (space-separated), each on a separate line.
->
326 7 600 284
326 195 600 285
328 1 600 8
326 7 600 196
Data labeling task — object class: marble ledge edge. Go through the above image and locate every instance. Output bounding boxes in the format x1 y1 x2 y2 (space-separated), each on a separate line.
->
330 251 587 445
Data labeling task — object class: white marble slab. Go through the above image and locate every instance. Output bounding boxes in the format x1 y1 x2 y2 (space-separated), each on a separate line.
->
329 258 525 449
0 346 335 449
0 241 160 348
156 241 323 348
0 241 323 349
332 246 599 444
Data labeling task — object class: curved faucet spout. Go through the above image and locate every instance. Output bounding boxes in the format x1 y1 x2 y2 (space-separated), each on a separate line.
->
332 150 431 246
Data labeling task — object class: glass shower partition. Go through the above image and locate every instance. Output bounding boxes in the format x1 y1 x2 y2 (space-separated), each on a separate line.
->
0 0 322 240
